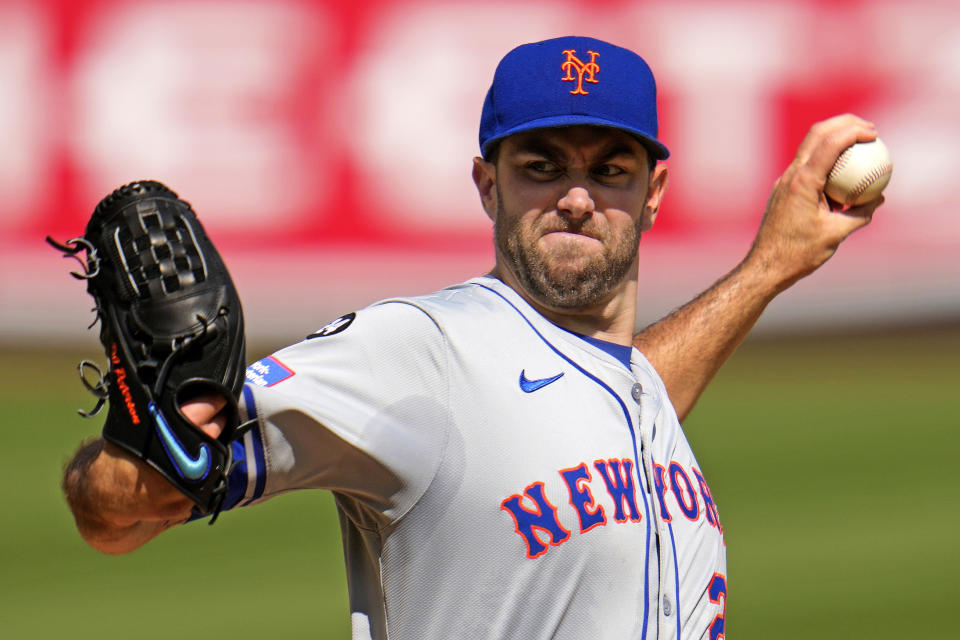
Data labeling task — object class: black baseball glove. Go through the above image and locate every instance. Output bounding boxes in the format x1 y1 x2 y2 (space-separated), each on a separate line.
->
49 180 248 521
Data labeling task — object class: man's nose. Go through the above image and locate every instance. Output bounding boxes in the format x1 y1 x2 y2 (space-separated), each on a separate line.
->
557 187 595 221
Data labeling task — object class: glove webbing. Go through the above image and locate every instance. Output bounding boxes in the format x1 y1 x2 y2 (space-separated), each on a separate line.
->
113 199 207 301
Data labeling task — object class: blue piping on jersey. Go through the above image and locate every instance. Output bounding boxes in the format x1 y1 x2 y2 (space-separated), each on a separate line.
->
476 283 654 640
668 521 681 638
565 330 633 369
241 384 267 504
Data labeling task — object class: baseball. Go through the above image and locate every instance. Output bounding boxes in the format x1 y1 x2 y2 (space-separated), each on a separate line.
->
825 138 893 207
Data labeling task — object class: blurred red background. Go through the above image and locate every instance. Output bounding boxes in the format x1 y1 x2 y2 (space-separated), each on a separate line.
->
2 0 958 343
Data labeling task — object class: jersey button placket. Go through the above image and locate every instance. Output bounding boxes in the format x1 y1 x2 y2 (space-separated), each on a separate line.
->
631 378 666 636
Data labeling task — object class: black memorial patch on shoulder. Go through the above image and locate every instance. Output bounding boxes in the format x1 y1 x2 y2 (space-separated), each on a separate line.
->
307 312 356 339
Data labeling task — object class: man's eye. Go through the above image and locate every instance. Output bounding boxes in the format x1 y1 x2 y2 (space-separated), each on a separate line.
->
594 164 625 177
527 161 560 174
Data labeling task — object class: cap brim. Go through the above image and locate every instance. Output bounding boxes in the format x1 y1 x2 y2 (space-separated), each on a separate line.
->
481 115 669 161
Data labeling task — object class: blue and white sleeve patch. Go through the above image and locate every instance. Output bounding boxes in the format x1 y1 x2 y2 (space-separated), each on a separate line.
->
245 356 295 387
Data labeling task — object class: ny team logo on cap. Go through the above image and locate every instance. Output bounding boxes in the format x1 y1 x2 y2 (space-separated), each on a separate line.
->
478 36 669 160
561 49 599 95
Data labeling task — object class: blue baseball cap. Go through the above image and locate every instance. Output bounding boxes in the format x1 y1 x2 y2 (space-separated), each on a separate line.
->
479 36 669 161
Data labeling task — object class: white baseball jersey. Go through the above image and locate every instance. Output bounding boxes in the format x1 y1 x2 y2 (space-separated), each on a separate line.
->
223 276 727 639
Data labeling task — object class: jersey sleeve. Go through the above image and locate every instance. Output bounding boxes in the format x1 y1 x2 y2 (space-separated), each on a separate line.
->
228 301 450 525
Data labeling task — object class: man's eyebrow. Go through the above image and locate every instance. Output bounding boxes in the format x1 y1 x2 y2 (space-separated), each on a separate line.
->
601 142 640 159
513 138 643 163
513 139 563 160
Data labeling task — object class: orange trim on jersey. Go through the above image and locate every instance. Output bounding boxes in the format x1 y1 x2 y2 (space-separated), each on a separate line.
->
669 461 701 522
559 462 607 533
500 481 572 559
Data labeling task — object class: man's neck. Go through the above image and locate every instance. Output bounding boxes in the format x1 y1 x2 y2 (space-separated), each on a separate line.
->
488 267 639 347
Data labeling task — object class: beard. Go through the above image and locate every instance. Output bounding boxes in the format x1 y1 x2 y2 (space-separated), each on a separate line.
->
494 191 643 309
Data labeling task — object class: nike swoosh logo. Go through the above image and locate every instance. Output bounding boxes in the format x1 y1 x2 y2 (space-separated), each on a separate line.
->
519 370 564 393
149 403 211 481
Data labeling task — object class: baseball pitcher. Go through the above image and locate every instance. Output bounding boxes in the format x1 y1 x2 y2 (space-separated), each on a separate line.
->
55 36 883 639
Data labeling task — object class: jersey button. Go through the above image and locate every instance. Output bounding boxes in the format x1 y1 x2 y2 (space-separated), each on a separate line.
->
631 383 643 403
662 595 673 617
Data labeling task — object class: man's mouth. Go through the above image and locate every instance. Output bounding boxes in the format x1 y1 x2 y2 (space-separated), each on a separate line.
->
542 228 601 242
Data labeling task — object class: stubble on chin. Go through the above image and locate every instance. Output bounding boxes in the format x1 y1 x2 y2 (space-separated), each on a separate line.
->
494 197 642 310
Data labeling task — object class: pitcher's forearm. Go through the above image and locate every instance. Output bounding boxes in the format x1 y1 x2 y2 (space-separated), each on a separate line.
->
636 115 882 422
62 438 193 554
634 256 787 421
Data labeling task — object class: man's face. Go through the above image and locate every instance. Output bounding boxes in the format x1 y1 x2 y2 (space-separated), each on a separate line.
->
477 126 667 310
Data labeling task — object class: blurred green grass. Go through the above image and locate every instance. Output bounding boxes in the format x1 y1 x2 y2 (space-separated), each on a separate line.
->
684 326 960 639
0 344 351 639
1 327 957 639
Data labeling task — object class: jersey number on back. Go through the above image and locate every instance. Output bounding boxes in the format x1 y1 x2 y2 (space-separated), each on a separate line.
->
709 573 727 640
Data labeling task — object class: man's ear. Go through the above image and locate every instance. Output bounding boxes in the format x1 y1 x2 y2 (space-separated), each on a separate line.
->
472 157 498 222
640 164 669 232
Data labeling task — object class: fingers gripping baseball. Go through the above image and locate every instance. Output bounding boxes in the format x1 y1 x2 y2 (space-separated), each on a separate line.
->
747 114 883 289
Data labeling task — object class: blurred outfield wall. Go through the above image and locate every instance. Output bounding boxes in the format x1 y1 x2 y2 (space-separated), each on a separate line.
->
2 0 958 345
